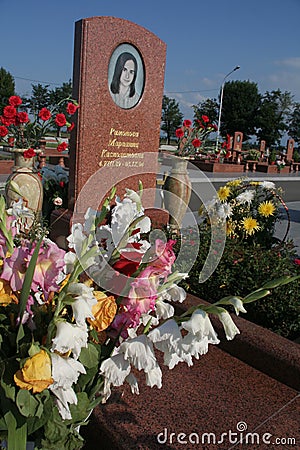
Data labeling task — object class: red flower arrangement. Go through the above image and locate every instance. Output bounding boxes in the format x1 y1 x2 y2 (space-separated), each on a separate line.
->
175 115 217 157
0 95 79 152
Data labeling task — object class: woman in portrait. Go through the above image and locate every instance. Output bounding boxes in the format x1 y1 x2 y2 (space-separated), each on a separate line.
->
110 52 140 109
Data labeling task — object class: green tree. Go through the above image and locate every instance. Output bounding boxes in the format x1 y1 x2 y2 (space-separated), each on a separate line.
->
220 80 261 141
0 67 15 114
257 89 293 147
161 95 183 144
49 80 72 108
288 102 300 145
192 98 218 124
25 83 51 118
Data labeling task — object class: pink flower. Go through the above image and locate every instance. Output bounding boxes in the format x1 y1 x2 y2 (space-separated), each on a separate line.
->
53 197 63 206
30 240 66 300
1 240 66 300
151 239 176 274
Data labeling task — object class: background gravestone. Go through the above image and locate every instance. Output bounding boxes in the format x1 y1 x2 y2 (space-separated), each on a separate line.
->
69 16 166 214
286 138 294 161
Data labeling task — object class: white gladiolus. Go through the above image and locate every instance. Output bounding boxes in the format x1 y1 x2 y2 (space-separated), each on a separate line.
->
230 297 247 315
99 353 131 387
181 309 219 344
50 353 86 420
126 373 140 395
51 321 88 359
71 298 95 326
119 334 157 372
155 300 175 320
145 365 162 388
219 310 240 340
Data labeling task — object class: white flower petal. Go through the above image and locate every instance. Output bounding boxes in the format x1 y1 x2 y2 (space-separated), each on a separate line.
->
219 311 240 340
119 334 157 372
99 353 131 386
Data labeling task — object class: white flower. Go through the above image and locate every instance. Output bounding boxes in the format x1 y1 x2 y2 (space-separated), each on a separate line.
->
221 202 233 218
182 334 210 359
71 298 95 325
261 181 275 190
51 321 88 359
119 334 157 372
50 353 86 387
236 190 255 204
50 385 77 420
229 297 247 315
145 366 162 388
162 284 186 303
53 197 63 206
155 300 174 319
148 320 186 368
64 251 77 274
99 353 131 386
67 223 86 254
49 353 86 420
218 310 240 340
126 373 140 395
181 309 219 344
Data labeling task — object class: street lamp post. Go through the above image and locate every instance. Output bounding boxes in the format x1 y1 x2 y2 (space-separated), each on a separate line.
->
215 65 240 153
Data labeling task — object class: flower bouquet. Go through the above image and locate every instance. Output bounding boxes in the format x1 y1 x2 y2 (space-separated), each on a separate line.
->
0 184 296 450
0 95 79 155
199 178 287 248
175 116 217 158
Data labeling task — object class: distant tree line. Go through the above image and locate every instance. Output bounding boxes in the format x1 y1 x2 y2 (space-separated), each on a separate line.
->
1 67 299 150
161 81 300 150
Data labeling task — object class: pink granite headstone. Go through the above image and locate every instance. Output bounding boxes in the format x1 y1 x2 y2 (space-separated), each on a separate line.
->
286 138 294 161
69 16 166 215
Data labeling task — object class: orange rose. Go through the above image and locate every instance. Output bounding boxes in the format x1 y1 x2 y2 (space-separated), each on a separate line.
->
88 291 117 332
14 349 53 393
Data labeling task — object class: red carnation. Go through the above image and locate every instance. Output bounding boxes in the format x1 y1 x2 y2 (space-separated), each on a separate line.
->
16 111 30 124
9 96 22 107
67 122 75 132
57 142 68 152
192 138 201 148
59 181 65 188
202 115 209 123
0 115 14 126
3 105 17 119
175 128 184 138
183 119 192 127
55 113 67 127
294 258 300 265
66 102 79 115
0 125 8 137
23 148 36 158
39 108 51 121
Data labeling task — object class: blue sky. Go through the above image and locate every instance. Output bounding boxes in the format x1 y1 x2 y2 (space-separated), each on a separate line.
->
1 0 300 119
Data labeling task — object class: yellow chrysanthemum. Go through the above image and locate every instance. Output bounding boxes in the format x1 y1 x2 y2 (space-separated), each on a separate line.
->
14 349 53 393
226 179 242 187
242 217 260 235
258 201 276 217
250 181 260 186
88 291 117 332
217 186 231 202
226 220 235 236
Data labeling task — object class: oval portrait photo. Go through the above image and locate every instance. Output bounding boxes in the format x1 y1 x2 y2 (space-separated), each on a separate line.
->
108 43 145 109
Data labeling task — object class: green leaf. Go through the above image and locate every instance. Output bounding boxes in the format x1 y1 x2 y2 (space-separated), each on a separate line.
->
16 235 44 346
243 289 271 303
16 389 39 417
79 343 100 369
262 274 300 289
0 380 15 402
4 410 27 450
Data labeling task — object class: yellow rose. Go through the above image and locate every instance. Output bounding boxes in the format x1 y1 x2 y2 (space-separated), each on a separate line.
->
14 349 53 393
88 291 117 332
0 278 18 306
